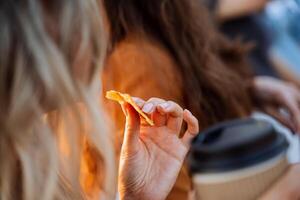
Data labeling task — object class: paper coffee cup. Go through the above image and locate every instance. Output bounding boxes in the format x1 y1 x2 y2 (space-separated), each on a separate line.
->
188 118 289 200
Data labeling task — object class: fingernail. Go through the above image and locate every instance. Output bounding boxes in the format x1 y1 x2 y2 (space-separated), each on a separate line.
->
159 102 170 109
142 103 154 113
132 97 143 107
185 109 192 115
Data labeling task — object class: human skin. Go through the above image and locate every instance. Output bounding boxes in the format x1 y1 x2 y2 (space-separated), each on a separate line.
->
252 76 300 133
215 0 269 21
118 98 199 200
258 164 300 200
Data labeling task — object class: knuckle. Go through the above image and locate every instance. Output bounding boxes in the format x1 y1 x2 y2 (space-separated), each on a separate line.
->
166 100 174 105
168 100 182 110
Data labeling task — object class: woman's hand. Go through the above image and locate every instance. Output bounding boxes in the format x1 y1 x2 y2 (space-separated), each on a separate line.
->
118 97 199 200
259 164 300 200
252 76 300 133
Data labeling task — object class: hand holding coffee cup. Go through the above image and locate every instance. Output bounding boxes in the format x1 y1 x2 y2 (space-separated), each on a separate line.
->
188 118 289 200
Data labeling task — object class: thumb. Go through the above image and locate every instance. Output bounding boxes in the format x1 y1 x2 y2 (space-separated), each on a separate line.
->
122 103 140 146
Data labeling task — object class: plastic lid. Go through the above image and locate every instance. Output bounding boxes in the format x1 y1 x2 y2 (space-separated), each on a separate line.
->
188 118 289 174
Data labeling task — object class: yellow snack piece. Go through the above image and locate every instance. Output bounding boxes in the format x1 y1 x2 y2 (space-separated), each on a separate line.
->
106 90 155 126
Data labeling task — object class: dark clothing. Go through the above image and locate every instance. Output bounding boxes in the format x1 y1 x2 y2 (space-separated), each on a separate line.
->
202 0 279 77
220 15 279 77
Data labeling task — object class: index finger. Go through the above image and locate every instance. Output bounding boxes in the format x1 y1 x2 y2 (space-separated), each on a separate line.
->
132 97 145 108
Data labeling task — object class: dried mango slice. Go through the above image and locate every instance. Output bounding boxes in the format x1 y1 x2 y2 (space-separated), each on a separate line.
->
106 90 154 126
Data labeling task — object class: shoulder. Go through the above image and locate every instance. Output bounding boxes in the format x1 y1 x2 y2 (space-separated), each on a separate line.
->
106 35 177 75
103 35 183 101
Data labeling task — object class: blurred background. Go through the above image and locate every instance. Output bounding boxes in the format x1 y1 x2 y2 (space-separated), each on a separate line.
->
264 0 300 82
204 0 300 163
209 0 300 84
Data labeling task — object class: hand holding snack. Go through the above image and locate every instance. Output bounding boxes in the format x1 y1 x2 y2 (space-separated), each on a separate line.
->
106 91 199 200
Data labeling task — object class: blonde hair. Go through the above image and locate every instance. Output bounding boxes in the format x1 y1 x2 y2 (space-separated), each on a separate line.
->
0 1 116 199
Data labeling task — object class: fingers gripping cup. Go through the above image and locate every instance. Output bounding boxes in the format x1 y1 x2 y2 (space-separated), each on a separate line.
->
188 118 289 200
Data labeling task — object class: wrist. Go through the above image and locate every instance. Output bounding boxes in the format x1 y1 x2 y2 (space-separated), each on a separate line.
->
118 184 144 200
